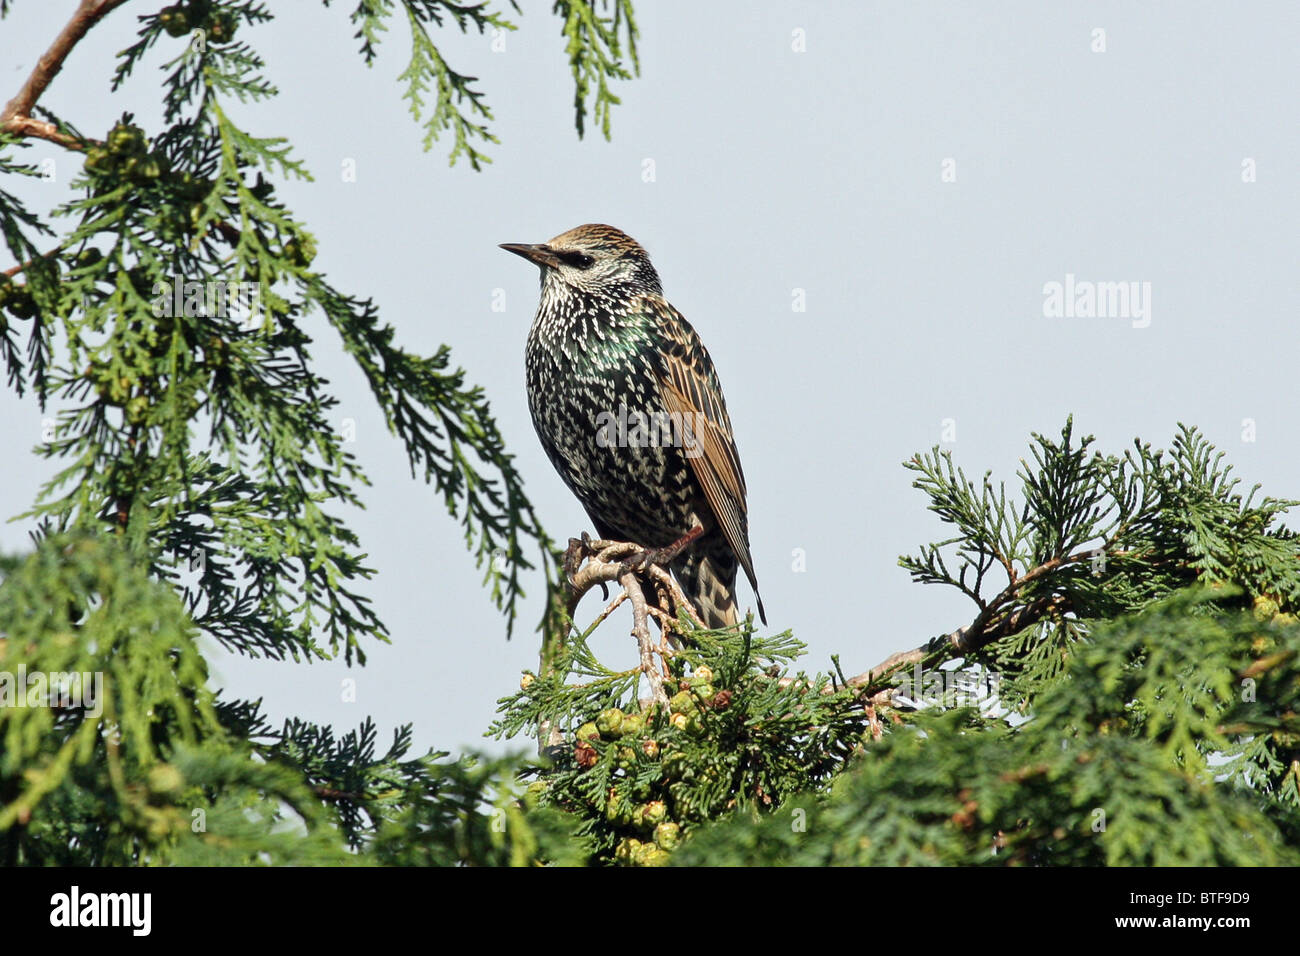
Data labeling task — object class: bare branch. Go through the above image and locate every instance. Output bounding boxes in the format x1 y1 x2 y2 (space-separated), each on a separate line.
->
619 570 666 706
545 534 705 727
1 0 132 147
0 114 82 149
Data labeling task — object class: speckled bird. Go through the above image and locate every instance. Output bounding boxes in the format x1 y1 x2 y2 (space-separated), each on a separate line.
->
501 224 766 629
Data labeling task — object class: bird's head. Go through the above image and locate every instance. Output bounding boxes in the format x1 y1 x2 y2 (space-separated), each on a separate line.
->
499 224 662 297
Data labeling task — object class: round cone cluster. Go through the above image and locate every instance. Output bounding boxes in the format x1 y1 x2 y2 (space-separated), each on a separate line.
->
556 664 732 866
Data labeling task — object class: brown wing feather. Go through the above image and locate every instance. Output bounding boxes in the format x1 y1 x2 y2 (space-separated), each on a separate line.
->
650 301 763 612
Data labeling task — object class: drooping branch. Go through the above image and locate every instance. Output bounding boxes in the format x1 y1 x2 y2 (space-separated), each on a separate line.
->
1 0 132 148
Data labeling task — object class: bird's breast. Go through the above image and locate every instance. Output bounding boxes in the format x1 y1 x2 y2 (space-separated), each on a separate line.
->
525 306 698 544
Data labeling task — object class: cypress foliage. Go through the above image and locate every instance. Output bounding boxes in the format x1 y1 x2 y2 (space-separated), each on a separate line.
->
0 0 638 866
500 422 1300 865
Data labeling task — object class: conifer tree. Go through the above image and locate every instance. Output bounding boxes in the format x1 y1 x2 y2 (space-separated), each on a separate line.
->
504 422 1300 865
0 0 637 866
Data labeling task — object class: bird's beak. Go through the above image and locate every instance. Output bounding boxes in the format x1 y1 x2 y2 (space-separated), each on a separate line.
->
499 242 561 269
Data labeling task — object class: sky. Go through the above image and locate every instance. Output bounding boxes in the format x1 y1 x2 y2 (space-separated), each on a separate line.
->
0 1 1297 758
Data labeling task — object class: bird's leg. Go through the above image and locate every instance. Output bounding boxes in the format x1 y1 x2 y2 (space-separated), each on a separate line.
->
618 524 705 576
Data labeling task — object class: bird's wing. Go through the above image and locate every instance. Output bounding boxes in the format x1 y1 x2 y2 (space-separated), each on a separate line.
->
644 297 763 605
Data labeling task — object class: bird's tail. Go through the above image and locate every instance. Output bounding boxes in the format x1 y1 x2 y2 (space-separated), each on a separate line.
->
673 547 738 630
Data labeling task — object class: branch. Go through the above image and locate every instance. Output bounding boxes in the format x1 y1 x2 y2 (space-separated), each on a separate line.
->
3 243 65 278
551 531 1090 736
0 114 81 149
865 533 1145 704
564 536 704 631
619 570 666 706
845 593 1068 701
775 544 1085 709
560 533 1077 719
556 536 707 706
1 0 131 147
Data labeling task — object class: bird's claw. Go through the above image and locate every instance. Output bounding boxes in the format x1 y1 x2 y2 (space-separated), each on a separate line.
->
564 532 596 590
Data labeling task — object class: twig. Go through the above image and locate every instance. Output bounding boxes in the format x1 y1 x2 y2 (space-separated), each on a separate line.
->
588 588 628 631
1 0 132 148
647 564 706 629
620 570 667 706
313 785 365 802
3 244 65 279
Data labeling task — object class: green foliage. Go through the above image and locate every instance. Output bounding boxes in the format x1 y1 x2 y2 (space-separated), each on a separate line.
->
304 279 550 637
0 139 57 392
0 533 568 865
554 0 640 139
150 746 357 867
0 534 220 854
1035 589 1300 818
4 3 1297 869
333 0 640 164
672 593 1300 866
0 1 639 867
899 419 1300 702
494 623 875 865
0 533 351 865
0 1 596 669
503 424 1300 866
352 0 515 168
371 750 585 866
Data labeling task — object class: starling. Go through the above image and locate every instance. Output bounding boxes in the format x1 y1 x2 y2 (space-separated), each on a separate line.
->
501 224 766 629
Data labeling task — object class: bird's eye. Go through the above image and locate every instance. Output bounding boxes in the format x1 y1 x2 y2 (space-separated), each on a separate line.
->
559 251 595 270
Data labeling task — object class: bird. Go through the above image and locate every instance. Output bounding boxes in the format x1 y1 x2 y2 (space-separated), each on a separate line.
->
501 224 766 629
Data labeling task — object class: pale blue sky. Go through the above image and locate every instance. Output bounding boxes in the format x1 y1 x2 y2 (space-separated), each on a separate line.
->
1 1 1297 756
